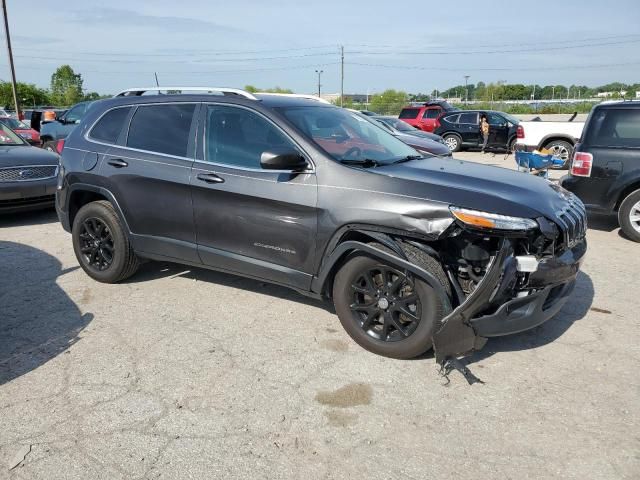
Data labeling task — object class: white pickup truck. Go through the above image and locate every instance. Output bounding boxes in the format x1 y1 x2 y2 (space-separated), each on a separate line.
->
515 114 585 168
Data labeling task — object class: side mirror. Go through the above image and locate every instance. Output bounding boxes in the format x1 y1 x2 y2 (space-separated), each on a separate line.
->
260 148 308 171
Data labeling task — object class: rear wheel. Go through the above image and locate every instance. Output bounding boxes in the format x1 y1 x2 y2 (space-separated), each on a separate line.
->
72 200 139 282
332 243 450 359
543 139 573 169
618 189 640 242
443 134 462 152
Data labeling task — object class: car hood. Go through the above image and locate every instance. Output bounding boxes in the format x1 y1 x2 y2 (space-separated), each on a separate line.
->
394 132 451 157
0 145 59 167
373 157 574 220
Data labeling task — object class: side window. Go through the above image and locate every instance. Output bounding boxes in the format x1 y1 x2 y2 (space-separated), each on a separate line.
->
89 107 132 144
398 108 419 119
486 113 506 126
127 104 196 157
444 114 460 124
65 103 88 124
458 112 479 125
586 109 640 148
423 109 441 119
205 105 297 169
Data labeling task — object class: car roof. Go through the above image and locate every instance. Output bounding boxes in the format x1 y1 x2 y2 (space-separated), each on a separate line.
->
595 100 640 109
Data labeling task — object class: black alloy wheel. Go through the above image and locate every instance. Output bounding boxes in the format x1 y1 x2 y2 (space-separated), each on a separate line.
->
78 217 114 271
350 265 422 342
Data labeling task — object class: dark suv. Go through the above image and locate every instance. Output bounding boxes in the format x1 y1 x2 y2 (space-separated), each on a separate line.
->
561 101 640 241
434 110 519 153
56 87 587 365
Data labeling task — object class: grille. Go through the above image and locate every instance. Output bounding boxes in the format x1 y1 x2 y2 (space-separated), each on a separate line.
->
555 194 587 251
0 165 58 182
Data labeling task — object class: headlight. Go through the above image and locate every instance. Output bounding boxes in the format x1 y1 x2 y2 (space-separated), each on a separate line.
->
450 206 538 231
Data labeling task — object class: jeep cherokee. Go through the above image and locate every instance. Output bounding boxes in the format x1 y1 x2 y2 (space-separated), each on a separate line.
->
56 87 587 365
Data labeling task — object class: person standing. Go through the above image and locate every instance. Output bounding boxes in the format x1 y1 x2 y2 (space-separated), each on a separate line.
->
480 115 490 153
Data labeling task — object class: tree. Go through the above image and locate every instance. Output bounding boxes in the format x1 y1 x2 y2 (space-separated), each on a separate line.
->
369 89 408 115
331 96 355 109
50 65 83 106
0 81 50 109
243 85 293 94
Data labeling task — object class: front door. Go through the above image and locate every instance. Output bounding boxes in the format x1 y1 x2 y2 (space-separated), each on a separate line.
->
191 103 318 290
420 108 441 132
486 112 509 149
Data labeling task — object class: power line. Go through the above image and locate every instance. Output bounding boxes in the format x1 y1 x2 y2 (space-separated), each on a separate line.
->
347 60 640 72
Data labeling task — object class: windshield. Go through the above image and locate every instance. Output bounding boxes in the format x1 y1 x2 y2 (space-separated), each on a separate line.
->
0 117 28 130
0 124 26 145
278 106 419 164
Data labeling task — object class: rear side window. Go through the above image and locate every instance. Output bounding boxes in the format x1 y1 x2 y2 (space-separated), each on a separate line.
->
443 114 460 124
459 112 479 124
585 108 640 148
127 104 196 157
423 109 441 119
89 107 132 144
399 108 419 119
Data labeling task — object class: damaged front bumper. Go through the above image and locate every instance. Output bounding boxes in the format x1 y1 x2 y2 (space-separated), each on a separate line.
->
433 238 586 364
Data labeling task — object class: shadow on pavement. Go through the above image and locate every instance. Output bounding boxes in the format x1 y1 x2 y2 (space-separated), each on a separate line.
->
0 241 91 385
464 270 594 366
587 213 619 233
0 208 58 228
128 261 333 312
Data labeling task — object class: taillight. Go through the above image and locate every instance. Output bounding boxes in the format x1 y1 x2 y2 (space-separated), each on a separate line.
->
56 139 65 154
516 125 524 139
571 152 593 177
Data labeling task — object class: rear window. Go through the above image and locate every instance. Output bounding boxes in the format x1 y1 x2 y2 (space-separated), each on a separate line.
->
89 107 132 144
399 108 420 119
585 108 640 148
423 109 441 119
126 104 196 157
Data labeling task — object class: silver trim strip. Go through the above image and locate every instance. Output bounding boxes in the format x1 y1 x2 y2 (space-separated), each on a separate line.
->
114 87 258 100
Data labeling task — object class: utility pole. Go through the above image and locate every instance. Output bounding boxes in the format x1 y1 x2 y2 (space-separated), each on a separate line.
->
154 72 160 87
464 75 470 104
340 45 344 107
1 0 20 117
552 85 555 101
315 69 323 98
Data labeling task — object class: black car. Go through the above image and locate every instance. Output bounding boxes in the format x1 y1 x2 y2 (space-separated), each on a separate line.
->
368 116 451 157
56 87 586 365
561 101 640 242
373 116 445 141
0 123 60 213
434 110 519 153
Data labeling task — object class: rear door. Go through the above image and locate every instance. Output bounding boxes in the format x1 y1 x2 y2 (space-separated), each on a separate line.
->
99 102 200 262
190 103 318 289
458 111 480 145
420 107 441 132
578 107 640 209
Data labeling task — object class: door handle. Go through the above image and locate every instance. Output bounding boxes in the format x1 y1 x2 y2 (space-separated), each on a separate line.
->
107 159 128 168
196 172 225 184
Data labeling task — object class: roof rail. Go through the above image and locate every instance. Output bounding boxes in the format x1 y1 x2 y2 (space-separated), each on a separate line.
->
255 93 331 104
113 87 258 100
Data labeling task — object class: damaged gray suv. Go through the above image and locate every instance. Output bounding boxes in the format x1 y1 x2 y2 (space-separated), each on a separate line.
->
56 87 587 365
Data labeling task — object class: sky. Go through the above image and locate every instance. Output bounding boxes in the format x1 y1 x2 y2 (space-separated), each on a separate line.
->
2 0 640 95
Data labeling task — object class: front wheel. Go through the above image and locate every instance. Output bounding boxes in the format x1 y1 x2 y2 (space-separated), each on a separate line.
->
443 134 462 152
332 251 448 359
618 189 640 242
72 200 140 283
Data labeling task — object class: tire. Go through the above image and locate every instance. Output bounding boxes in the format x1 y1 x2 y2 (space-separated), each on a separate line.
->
443 134 462 152
543 139 573 169
508 137 516 153
332 242 450 359
72 200 139 283
618 189 640 243
42 140 57 153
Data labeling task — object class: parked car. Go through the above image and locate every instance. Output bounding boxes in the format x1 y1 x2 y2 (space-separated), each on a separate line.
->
434 110 519 153
40 101 94 152
561 101 640 241
398 101 458 132
515 113 585 168
359 110 377 116
373 116 445 141
0 117 40 145
56 87 586 364
368 116 451 157
0 122 59 213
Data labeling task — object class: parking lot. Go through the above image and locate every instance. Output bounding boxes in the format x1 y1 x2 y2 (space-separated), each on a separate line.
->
0 151 638 479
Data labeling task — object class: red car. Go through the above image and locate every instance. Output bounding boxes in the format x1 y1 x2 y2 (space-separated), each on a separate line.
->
398 101 458 133
0 116 40 145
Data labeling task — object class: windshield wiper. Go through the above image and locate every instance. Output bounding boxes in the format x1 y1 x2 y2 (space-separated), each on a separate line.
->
339 158 381 168
391 155 424 164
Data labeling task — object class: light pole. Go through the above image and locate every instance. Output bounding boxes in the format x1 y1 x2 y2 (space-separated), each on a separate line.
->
464 75 470 104
315 69 323 98
552 86 555 101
